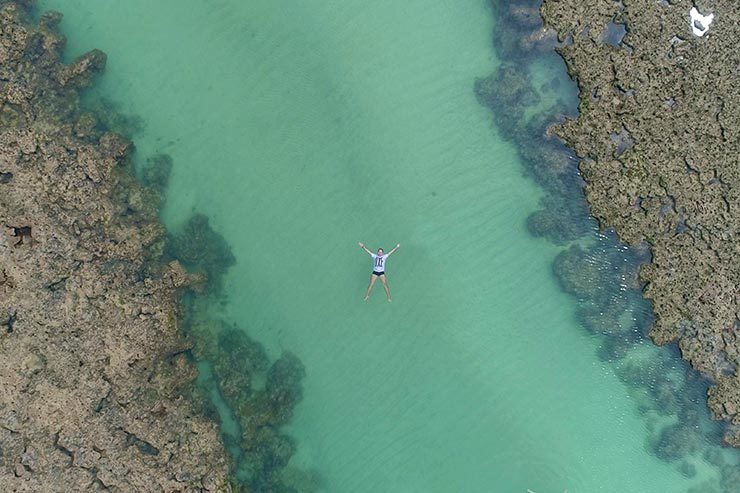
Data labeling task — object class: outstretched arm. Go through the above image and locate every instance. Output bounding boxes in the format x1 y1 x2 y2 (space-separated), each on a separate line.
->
387 243 401 256
358 242 374 256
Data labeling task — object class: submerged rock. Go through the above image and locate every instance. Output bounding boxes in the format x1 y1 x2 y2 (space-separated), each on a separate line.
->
489 0 561 58
168 213 236 291
527 195 590 244
653 420 701 461
188 317 307 492
58 49 107 88
141 153 173 192
475 65 540 125
265 351 306 422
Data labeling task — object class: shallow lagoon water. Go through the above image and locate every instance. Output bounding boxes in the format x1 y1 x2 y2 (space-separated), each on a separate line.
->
40 0 736 491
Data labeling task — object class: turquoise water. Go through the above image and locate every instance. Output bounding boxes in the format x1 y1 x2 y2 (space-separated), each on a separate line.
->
40 1 739 491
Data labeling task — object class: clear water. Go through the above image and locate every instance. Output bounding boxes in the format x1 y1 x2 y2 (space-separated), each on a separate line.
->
39 1 738 491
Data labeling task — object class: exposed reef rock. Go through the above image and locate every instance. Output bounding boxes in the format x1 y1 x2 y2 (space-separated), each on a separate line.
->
540 0 740 445
0 3 230 491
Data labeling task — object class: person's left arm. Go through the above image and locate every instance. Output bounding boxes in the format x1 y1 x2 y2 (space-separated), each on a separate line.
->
387 243 401 256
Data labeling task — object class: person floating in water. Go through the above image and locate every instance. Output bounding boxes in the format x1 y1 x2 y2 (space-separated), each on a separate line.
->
358 242 400 302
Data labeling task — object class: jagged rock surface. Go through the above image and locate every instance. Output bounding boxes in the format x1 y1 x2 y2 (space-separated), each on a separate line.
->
541 0 740 444
0 3 230 490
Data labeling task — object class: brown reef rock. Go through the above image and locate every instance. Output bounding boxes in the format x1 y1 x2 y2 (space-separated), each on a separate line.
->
0 2 230 491
541 0 740 444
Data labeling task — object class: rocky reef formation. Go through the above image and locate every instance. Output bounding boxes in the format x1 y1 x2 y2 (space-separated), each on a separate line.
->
479 0 740 488
165 211 310 491
540 0 740 446
162 206 311 491
476 2 591 247
187 318 310 492
0 2 231 490
166 213 235 293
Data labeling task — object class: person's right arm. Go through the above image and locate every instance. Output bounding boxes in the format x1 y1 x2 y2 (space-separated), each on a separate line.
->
358 242 374 256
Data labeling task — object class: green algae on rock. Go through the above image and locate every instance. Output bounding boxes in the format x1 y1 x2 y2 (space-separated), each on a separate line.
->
541 0 740 446
0 2 231 490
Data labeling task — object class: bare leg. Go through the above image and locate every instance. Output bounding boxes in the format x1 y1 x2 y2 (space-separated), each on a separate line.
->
380 275 391 302
364 274 378 300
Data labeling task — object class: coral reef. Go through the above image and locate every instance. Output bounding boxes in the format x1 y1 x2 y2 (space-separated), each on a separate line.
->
141 153 174 193
480 1 740 488
189 319 307 492
541 0 740 446
0 3 230 491
475 7 591 246
167 214 236 291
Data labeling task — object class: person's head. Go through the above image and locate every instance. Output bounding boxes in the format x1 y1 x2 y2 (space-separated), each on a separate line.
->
377 248 384 255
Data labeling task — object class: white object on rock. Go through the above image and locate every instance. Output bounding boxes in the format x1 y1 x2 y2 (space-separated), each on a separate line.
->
689 7 714 37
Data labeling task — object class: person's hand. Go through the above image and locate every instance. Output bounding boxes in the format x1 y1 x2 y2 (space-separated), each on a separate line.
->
358 242 364 248
396 243 401 248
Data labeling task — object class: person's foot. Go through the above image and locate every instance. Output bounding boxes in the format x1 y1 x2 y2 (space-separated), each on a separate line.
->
363 295 369 301
387 298 392 303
